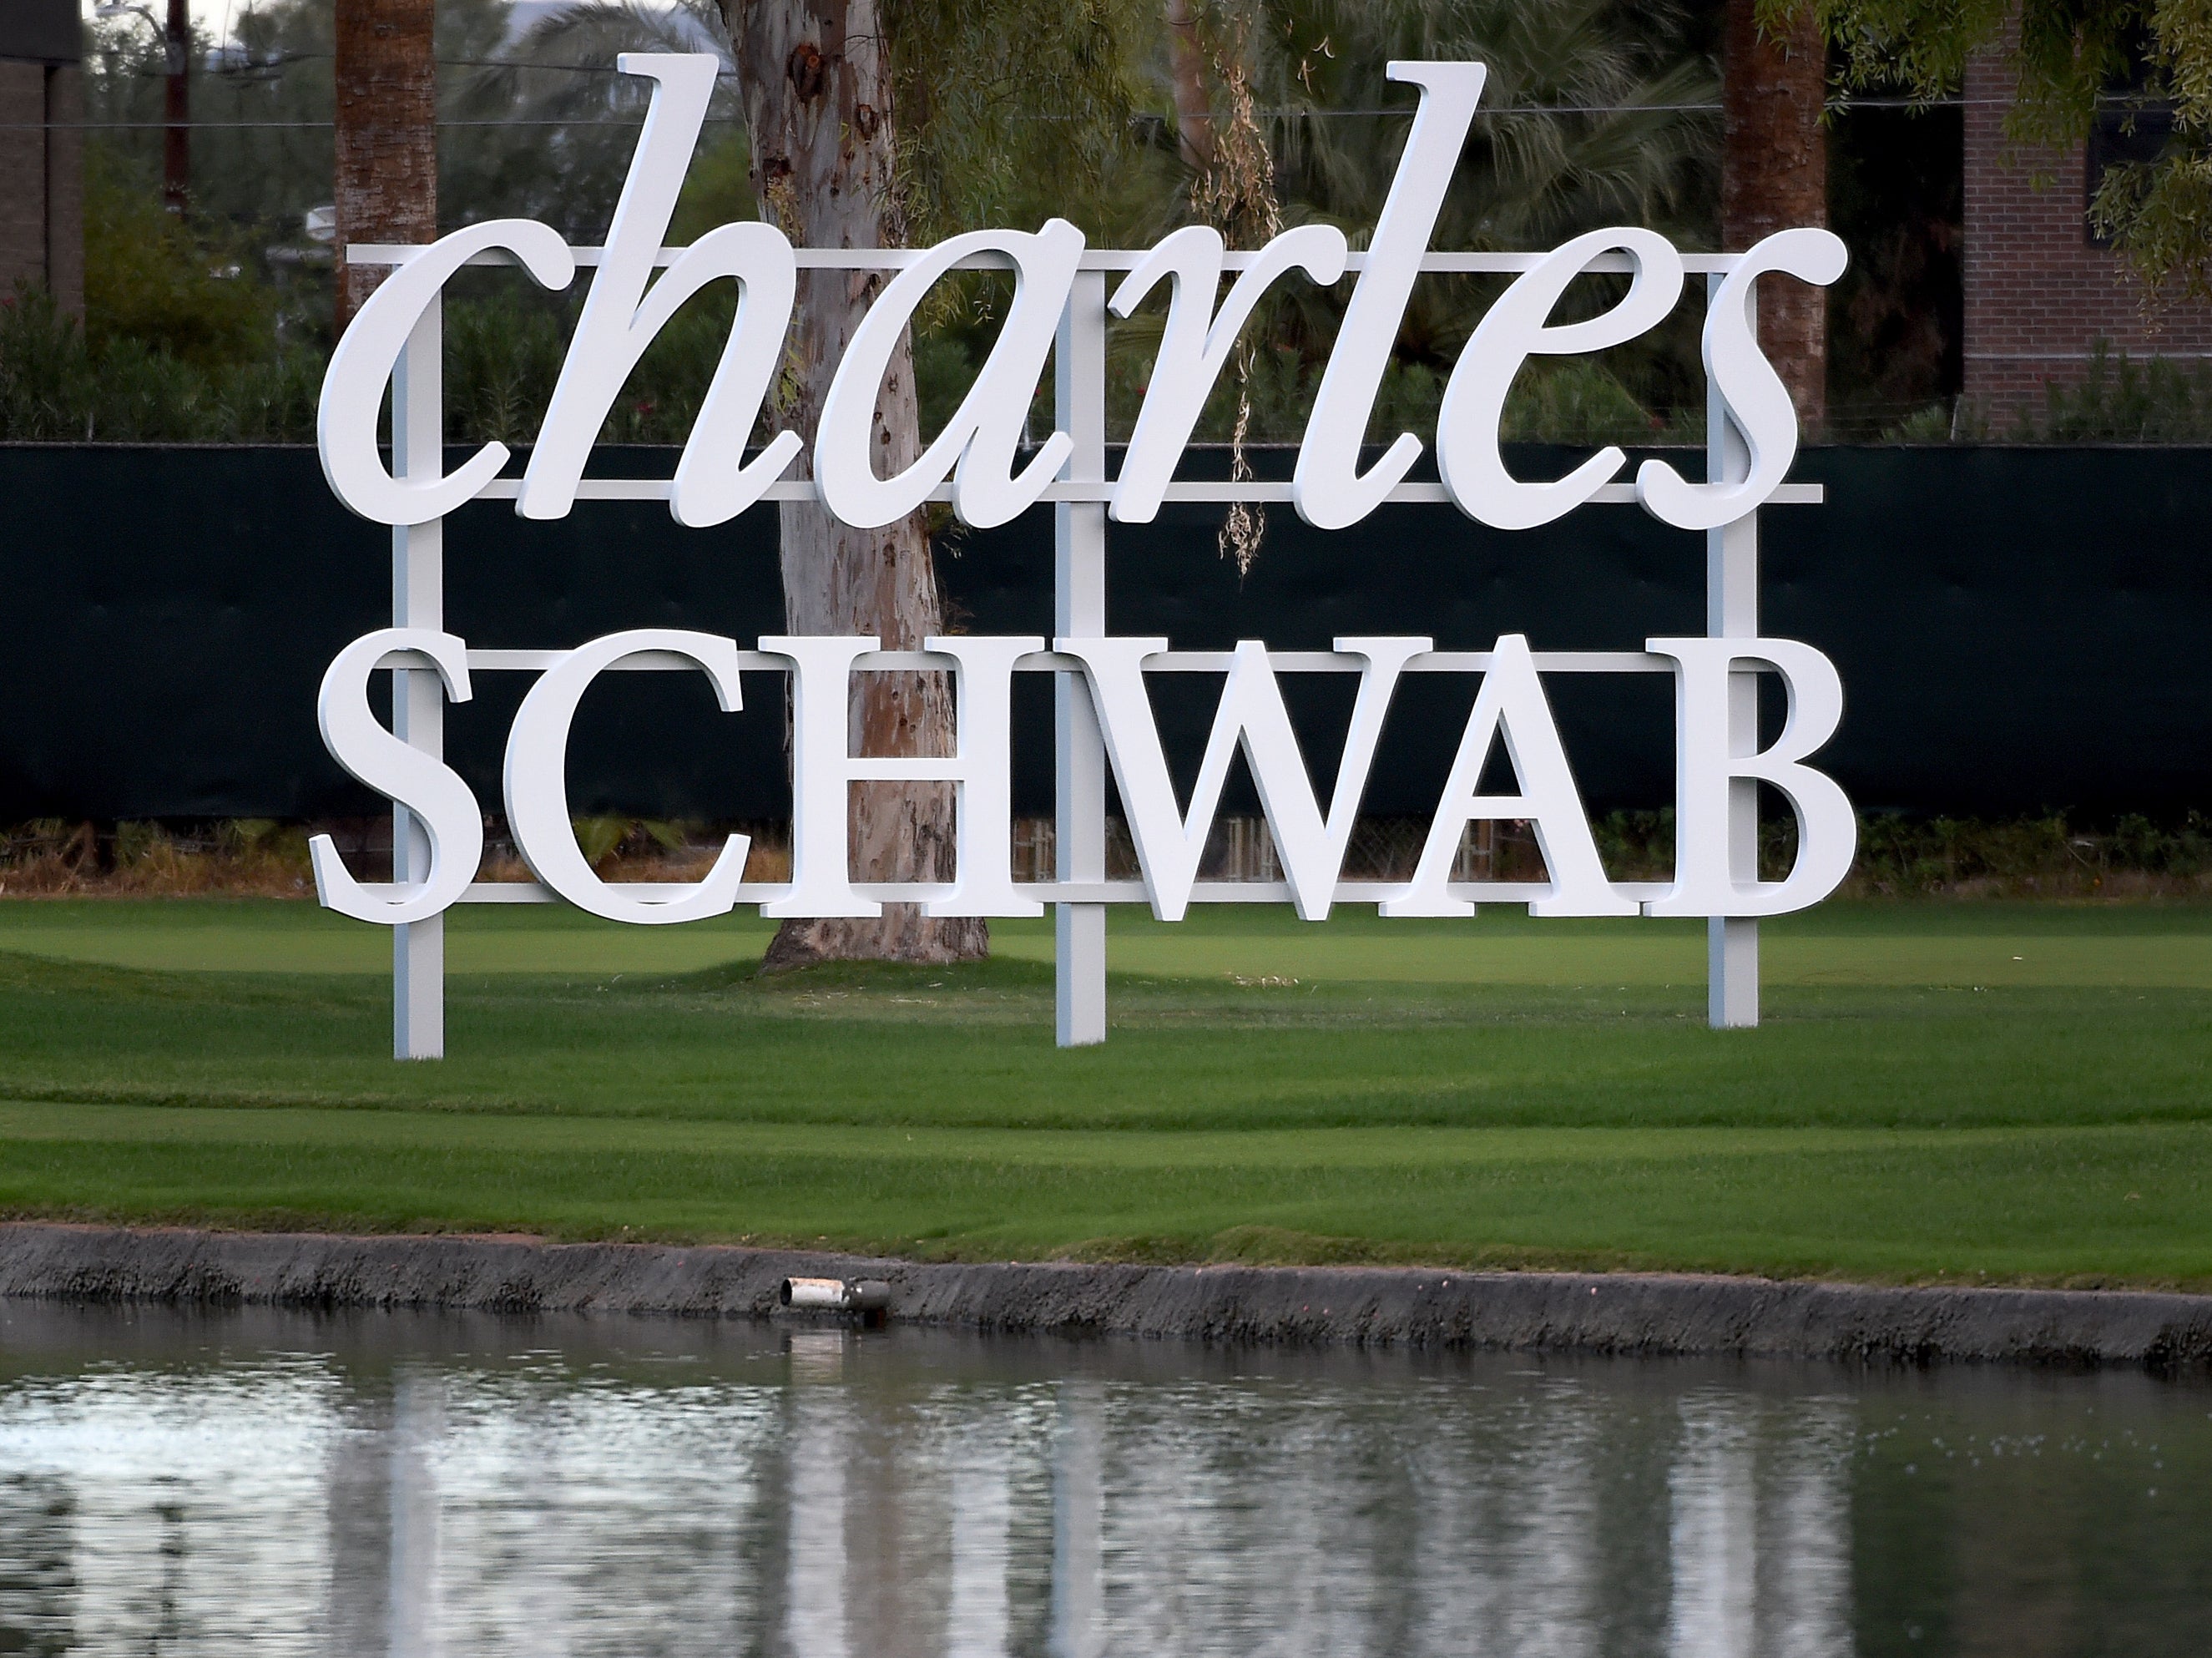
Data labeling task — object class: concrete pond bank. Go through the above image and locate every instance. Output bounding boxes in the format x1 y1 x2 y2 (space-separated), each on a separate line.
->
1 1222 2208 1370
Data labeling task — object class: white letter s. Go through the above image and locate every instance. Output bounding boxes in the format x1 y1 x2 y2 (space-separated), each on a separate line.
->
310 629 483 924
1636 229 1847 530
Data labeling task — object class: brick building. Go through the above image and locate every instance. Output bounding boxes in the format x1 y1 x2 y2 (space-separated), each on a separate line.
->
0 0 82 317
1964 32 2212 422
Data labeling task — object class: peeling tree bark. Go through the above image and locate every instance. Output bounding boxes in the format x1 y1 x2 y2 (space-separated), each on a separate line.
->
1721 0 1828 432
717 0 988 968
334 0 437 331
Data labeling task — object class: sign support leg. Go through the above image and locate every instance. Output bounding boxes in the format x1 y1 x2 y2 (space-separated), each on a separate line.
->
1054 272 1108 1047
391 298 446 1060
1704 271 1758 1029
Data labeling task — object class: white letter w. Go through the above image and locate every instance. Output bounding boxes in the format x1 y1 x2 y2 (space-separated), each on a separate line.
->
1054 638 1427 920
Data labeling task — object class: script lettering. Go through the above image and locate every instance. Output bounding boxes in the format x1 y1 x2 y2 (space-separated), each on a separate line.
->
1291 60 1487 530
815 226 1083 529
319 223 573 525
1110 224 1348 523
314 54 1839 536
1636 229 1850 530
1437 229 1683 529
518 54 801 527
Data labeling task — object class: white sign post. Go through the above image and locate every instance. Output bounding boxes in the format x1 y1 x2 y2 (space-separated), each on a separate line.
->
313 54 1851 1060
1710 272 1760 1030
1055 270 1110 1049
391 302 445 1059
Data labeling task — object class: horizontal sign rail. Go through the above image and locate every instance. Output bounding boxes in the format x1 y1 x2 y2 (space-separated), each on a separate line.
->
468 478 1826 508
382 647 1706 675
408 878 1684 906
349 243 1755 275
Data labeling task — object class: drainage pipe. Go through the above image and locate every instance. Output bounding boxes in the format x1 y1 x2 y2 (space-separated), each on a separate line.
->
780 1276 891 1312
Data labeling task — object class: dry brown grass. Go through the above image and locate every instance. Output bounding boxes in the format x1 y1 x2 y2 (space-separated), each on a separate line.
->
0 820 795 900
1841 867 2212 902
0 821 316 899
3 813 2207 902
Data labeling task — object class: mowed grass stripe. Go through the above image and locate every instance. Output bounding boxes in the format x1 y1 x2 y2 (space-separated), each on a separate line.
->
0 954 2202 1133
3 899 2211 986
0 1102 2204 1281
0 1099 2122 1160
0 899 2202 1282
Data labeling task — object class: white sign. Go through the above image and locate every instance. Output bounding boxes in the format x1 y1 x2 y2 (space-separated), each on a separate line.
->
309 54 1854 953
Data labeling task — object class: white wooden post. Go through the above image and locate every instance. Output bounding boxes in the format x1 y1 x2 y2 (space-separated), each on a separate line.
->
1706 270 1758 1029
391 298 446 1059
1053 272 1109 1047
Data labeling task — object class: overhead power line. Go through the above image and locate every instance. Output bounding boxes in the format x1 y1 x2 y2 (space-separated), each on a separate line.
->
0 118 745 129
2 95 2008 132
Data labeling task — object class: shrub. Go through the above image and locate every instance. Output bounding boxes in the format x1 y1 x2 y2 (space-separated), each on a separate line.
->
83 155 278 370
2028 345 2212 442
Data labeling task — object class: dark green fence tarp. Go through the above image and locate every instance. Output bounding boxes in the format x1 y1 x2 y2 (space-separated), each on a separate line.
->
0 442 2204 821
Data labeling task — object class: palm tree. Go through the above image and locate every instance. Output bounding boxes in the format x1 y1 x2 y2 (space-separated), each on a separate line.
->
335 0 438 329
454 1 742 237
1246 0 1715 376
1720 0 1826 430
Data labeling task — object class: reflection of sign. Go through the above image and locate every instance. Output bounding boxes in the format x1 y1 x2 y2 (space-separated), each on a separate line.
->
310 54 1851 1052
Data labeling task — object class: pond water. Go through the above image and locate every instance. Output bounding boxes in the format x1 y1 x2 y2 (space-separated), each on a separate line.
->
0 1304 2204 1657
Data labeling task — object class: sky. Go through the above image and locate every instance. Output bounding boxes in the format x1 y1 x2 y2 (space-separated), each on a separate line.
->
87 2 647 48
85 2 260 43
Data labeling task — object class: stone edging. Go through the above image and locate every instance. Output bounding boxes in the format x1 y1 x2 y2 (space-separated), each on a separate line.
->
2 1222 2208 1369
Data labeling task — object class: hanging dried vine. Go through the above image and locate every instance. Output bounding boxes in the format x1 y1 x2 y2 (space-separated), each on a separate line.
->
1183 1 1282 574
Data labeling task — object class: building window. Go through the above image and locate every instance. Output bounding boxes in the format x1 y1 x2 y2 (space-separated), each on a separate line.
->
2086 27 2174 249
2086 99 2174 246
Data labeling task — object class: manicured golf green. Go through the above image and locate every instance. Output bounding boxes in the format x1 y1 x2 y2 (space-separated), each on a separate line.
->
0 897 2204 1285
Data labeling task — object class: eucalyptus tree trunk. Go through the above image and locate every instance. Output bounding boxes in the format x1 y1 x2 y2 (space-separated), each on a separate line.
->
333 0 437 331
715 0 987 968
1721 0 1827 431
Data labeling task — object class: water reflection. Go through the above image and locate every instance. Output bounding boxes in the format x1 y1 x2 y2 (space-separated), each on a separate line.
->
0 1304 2204 1655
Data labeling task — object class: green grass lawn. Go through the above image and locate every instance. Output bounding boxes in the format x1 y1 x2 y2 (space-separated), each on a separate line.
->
0 897 2205 1286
